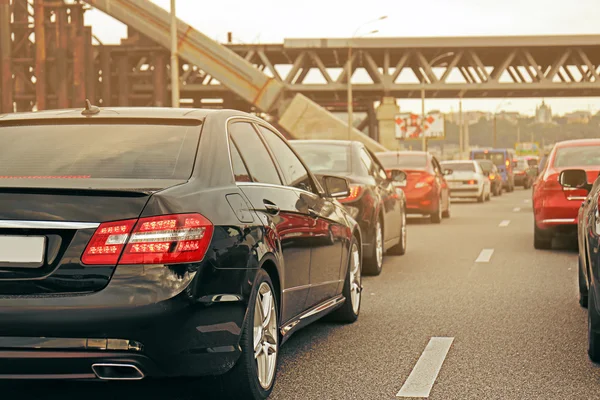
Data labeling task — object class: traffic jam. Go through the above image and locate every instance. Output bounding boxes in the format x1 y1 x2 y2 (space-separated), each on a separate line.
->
3 102 595 400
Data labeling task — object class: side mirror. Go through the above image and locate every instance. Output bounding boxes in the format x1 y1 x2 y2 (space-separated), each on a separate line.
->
443 169 453 176
388 169 407 184
321 175 350 199
559 169 590 190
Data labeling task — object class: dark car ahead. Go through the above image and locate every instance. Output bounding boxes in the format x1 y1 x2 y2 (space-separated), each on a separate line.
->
376 151 450 223
513 158 534 189
477 160 503 196
291 140 407 276
0 107 363 399
560 169 600 363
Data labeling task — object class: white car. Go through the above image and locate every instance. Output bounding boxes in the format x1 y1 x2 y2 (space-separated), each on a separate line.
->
440 160 491 203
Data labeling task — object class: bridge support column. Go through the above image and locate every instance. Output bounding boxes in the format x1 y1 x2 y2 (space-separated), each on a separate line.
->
376 97 399 150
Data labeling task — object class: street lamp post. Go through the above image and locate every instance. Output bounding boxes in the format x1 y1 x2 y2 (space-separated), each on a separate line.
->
347 16 387 140
170 0 180 108
492 100 511 148
420 52 454 151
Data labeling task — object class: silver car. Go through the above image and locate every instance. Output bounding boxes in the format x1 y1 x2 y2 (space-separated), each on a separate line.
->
440 160 491 203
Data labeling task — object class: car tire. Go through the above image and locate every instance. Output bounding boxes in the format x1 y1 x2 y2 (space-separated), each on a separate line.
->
589 287 600 363
223 269 278 399
442 199 451 219
363 219 383 275
430 198 442 224
533 222 552 250
477 192 484 203
388 210 407 255
486 189 491 201
329 237 362 323
580 255 589 308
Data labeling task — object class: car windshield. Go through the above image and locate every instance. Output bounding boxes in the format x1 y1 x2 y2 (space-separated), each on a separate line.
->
442 162 475 172
472 152 506 166
553 146 600 167
376 153 427 170
0 123 200 180
291 143 351 173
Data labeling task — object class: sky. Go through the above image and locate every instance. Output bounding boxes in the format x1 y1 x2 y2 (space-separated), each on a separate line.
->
84 0 600 116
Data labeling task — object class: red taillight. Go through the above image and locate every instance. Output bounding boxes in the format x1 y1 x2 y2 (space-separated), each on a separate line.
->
467 180 476 185
338 184 364 203
82 213 214 265
415 175 435 188
542 174 561 191
81 219 136 265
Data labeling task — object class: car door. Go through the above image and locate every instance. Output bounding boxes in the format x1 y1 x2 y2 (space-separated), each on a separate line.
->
431 157 448 209
361 147 401 246
255 124 346 307
228 120 311 323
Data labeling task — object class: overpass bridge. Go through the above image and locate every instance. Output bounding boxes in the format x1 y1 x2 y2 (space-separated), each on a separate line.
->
1 0 599 150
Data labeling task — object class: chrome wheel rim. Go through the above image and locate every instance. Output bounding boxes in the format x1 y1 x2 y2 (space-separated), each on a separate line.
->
375 222 383 269
253 282 278 389
401 212 407 249
349 242 361 314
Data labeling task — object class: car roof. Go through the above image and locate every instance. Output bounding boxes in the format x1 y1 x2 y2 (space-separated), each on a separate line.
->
441 160 476 164
291 139 354 147
554 139 600 148
0 107 251 123
375 151 428 156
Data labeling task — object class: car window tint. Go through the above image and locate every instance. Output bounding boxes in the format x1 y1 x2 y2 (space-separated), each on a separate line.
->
228 122 281 185
0 122 201 180
229 139 252 182
359 148 375 176
257 126 314 193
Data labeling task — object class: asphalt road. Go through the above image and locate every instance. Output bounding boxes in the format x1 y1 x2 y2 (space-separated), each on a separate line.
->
4 188 599 399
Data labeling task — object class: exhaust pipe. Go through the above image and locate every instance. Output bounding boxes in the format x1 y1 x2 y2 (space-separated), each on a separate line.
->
91 363 145 381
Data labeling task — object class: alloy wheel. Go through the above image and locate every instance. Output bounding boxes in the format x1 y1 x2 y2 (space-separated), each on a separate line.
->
349 242 362 314
375 222 383 269
253 282 278 389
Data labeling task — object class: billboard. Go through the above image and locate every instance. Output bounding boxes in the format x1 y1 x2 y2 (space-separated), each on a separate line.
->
395 113 445 140
515 142 541 156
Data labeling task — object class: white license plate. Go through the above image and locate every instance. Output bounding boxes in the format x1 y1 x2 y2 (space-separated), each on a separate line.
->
0 236 45 264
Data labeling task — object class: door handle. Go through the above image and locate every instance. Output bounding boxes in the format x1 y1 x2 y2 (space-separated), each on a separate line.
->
308 208 319 219
263 200 280 215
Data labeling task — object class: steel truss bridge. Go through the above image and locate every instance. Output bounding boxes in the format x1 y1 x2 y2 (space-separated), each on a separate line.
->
1 0 600 116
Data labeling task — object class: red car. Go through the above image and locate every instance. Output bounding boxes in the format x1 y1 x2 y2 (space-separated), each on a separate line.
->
533 139 600 249
376 151 450 223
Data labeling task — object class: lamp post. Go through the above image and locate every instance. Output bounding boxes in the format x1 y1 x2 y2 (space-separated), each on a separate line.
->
170 0 180 108
420 52 454 151
492 100 511 148
347 16 387 140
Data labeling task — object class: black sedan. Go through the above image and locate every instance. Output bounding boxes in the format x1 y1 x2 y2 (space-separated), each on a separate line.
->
0 107 363 399
562 169 600 363
291 140 407 276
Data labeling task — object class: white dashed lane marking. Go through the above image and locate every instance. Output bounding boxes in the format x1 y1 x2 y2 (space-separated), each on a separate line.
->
513 207 521 212
475 249 494 263
397 337 455 398
499 220 511 227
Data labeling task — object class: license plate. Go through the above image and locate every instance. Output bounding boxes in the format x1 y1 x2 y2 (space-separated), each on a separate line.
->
0 236 45 264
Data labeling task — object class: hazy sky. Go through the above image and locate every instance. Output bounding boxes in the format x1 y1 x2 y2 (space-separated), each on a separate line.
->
85 0 600 116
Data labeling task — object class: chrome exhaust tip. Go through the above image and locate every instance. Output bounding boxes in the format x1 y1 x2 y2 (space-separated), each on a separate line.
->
91 363 145 381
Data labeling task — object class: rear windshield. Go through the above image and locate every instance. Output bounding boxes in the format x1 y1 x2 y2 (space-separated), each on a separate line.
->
0 122 201 180
442 162 475 172
553 146 600 168
292 143 350 173
376 153 427 170
472 151 506 166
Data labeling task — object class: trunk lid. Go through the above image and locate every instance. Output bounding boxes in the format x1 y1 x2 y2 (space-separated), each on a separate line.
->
0 180 186 296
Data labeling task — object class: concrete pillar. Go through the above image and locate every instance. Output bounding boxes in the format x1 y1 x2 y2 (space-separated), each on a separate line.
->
367 101 378 141
376 96 400 150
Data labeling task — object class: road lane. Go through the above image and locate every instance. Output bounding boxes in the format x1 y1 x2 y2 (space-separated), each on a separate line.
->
2 187 598 400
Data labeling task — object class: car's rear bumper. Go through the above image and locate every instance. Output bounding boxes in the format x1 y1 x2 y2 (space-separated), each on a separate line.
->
448 187 480 198
0 264 253 379
405 189 437 214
